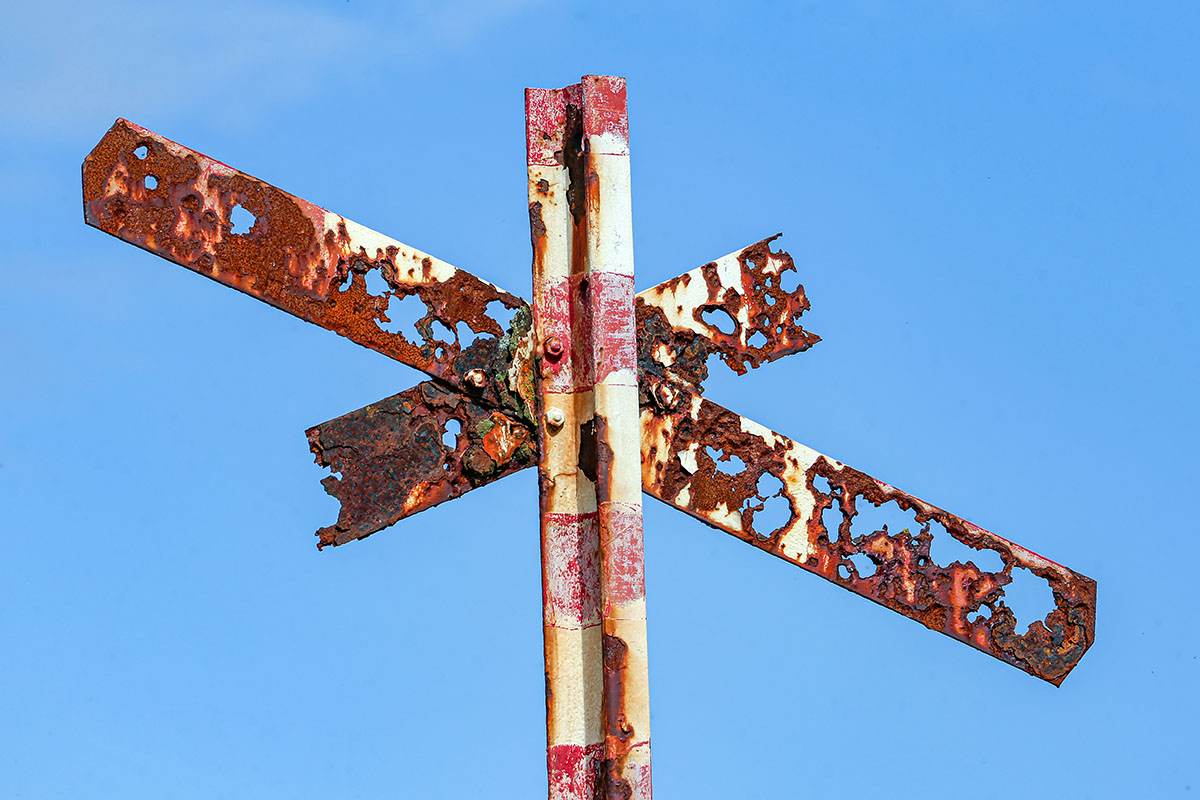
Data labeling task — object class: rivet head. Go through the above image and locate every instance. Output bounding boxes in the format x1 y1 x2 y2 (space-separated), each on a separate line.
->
545 407 566 429
544 336 565 359
465 369 486 389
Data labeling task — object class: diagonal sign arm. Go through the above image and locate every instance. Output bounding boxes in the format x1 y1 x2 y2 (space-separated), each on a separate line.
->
82 119 531 402
639 390 1097 686
635 235 821 388
306 379 537 548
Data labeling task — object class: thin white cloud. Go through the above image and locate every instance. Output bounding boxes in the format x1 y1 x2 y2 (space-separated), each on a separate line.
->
1 0 546 138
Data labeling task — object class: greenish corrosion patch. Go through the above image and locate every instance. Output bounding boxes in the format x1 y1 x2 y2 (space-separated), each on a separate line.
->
494 305 538 427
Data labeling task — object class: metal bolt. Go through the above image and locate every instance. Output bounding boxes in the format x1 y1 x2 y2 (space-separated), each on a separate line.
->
465 369 486 389
545 407 566 429
544 335 565 359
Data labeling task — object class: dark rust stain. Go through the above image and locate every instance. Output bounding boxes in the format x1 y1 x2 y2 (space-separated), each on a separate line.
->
596 631 635 800
529 201 547 241
602 633 634 743
596 759 633 800
307 380 537 548
559 101 587 226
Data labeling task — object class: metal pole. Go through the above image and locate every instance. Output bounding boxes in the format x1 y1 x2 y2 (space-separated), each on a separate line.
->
528 82 603 800
527 76 652 800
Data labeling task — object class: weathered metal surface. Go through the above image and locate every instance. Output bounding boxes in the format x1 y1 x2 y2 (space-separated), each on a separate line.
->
528 77 652 800
82 118 533 414
640 392 1097 685
307 380 536 548
636 236 820 392
529 82 605 800
578 76 652 800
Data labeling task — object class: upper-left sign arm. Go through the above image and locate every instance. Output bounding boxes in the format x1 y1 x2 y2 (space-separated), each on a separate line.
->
82 119 527 397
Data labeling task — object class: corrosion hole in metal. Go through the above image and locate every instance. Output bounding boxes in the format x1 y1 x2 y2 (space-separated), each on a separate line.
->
748 330 769 349
967 605 993 624
442 418 462 449
764 294 776 306
823 500 843 542
838 564 851 580
701 307 736 335
486 299 517 332
779 270 801 293
431 319 456 342
133 144 148 159
705 446 745 475
851 497 921 540
455 321 483 347
144 175 158 190
847 552 877 578
230 203 255 234
1001 566 1056 635
364 269 390 296
379 293 424 336
927 520 1005 572
743 472 790 537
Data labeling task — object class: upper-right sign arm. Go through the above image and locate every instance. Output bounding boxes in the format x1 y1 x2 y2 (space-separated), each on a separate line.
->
635 238 1095 685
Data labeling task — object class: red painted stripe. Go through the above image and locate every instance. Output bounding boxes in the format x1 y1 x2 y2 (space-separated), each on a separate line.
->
537 274 594 393
543 511 601 627
599 502 645 610
589 272 637 381
547 742 602 800
581 75 629 152
526 87 568 167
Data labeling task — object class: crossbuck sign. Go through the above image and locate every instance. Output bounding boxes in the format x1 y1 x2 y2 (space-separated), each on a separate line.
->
82 75 1096 799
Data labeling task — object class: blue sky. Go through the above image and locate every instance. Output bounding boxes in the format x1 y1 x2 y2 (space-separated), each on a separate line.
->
2 1 1197 797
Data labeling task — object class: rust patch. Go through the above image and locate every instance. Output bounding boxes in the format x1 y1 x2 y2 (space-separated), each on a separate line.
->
307 381 537 548
602 633 634 744
559 101 587 226
530 201 547 241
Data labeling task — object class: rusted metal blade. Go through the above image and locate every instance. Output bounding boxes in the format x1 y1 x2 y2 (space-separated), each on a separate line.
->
307 381 537 548
639 393 1096 685
636 236 820 390
82 119 531 401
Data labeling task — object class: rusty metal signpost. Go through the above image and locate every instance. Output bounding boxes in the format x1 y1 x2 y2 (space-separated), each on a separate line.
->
82 75 1096 799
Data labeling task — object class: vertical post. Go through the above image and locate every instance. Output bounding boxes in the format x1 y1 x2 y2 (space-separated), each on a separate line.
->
579 75 652 798
528 83 604 800
527 76 652 800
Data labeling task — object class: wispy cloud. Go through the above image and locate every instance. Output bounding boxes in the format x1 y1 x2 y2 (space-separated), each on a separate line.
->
1 0 545 138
